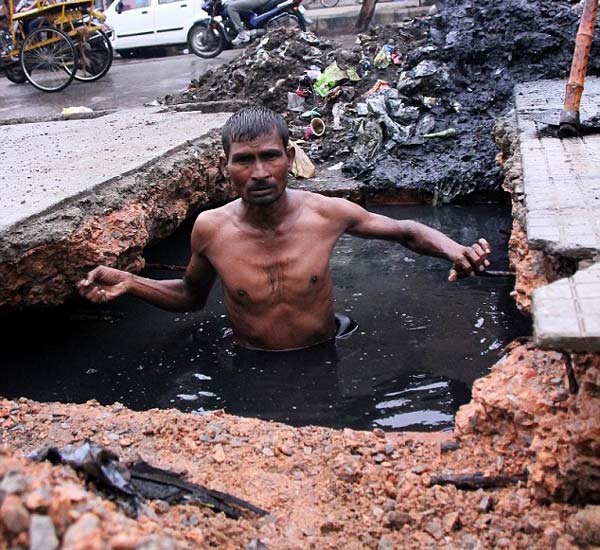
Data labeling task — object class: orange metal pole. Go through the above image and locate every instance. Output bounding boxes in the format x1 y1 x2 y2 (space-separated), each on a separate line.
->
560 0 598 130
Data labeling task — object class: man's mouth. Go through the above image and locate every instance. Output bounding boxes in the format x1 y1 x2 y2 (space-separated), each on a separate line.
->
248 185 274 194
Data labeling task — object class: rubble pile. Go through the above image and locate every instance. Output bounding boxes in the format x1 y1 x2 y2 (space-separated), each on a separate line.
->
172 0 600 202
171 31 339 112
456 341 600 504
2 398 597 549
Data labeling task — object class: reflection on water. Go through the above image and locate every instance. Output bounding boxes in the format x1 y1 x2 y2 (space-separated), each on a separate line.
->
0 204 531 431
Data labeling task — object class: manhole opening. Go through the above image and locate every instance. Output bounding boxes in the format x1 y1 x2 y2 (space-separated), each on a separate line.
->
1 201 530 431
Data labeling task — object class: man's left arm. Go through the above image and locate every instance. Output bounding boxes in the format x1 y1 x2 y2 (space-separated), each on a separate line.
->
331 198 491 281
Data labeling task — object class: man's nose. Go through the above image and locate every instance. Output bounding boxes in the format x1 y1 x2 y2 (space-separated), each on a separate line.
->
251 160 270 180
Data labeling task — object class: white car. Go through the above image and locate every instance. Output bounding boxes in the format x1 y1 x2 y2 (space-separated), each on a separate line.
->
104 0 208 56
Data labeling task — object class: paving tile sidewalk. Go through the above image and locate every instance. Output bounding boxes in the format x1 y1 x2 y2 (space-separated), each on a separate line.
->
515 78 600 351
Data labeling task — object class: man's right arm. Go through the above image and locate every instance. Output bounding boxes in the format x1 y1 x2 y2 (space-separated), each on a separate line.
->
77 214 218 312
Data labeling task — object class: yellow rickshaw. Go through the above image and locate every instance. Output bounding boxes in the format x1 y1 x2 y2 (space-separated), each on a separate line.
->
0 0 113 92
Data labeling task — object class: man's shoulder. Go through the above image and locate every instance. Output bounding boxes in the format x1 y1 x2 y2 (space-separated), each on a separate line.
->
191 201 240 243
294 189 340 208
296 190 356 217
195 200 240 225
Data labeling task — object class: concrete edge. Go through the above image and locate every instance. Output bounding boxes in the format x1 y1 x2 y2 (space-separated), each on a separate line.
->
0 109 117 127
0 126 226 262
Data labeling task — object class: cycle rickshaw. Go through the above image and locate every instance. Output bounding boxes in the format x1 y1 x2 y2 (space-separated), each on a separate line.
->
0 0 113 92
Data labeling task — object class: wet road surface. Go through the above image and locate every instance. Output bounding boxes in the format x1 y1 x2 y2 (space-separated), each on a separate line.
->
0 51 239 121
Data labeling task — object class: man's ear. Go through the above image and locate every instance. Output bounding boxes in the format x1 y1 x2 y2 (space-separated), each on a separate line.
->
219 153 228 177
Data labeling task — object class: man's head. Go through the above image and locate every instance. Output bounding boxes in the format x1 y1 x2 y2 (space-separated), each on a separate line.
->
221 106 294 206
222 106 289 159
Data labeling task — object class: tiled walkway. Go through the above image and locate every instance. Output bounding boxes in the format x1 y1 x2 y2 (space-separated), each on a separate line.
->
514 78 600 351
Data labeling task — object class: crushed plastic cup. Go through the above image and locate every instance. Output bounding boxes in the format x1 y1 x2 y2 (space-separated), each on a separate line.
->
310 117 325 137
304 118 325 140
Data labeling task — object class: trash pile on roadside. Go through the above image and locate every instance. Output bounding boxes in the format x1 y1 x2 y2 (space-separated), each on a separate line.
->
170 0 600 202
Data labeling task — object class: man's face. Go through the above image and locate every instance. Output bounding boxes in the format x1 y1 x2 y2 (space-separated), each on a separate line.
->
222 130 295 206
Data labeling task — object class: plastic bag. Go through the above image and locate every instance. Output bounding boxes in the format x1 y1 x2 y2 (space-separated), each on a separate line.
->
287 92 306 112
374 45 395 69
313 62 348 98
290 141 316 178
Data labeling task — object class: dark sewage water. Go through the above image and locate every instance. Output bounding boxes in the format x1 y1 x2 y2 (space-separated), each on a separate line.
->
1 204 531 431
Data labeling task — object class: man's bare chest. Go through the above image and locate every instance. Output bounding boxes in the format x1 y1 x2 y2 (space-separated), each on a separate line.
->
207 231 335 302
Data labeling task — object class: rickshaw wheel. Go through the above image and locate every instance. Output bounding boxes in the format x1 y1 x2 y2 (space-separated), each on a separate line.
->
72 29 113 82
5 64 27 84
20 27 77 92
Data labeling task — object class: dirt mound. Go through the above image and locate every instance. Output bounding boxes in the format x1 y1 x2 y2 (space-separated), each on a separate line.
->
170 1 600 202
0 396 591 549
171 31 339 112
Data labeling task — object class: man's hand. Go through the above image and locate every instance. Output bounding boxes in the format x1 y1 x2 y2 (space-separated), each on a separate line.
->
448 238 491 282
77 266 133 303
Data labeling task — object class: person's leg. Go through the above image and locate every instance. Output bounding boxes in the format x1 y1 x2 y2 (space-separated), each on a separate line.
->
228 0 266 31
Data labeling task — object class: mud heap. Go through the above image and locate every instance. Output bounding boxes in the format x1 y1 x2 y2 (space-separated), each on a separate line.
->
172 0 600 202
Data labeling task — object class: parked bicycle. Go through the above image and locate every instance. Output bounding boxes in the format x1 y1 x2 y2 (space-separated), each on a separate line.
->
0 0 113 92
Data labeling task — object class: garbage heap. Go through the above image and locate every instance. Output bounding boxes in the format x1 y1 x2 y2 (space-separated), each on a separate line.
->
173 0 600 202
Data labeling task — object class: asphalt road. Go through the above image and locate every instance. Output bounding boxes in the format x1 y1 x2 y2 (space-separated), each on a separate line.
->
0 50 239 122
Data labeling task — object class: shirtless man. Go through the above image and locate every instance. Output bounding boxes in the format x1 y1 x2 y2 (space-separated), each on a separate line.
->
78 106 491 351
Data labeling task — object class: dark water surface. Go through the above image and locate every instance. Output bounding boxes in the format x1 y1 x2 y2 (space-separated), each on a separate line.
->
1 204 531 431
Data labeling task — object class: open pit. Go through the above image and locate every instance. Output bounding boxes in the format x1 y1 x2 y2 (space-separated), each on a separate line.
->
1 1 600 548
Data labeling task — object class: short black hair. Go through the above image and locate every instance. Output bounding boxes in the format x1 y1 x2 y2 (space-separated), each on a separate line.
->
222 106 289 158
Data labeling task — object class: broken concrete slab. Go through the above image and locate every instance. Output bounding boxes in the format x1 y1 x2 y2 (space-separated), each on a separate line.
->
0 107 236 308
515 78 600 260
514 78 600 352
533 263 600 351
0 107 231 233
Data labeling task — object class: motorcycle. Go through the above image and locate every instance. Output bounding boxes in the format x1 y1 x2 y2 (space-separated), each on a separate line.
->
187 0 309 59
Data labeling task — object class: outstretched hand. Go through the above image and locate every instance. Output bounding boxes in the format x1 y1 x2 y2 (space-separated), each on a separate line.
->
77 266 132 303
448 238 491 282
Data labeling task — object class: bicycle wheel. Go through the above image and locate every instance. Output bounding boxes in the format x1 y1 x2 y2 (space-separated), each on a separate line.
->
20 27 77 92
319 0 340 7
73 29 113 82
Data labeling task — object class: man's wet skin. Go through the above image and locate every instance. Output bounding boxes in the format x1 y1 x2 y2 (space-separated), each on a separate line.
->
78 116 492 351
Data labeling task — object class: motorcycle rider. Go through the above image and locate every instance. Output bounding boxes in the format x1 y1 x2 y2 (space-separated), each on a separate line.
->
228 0 270 45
